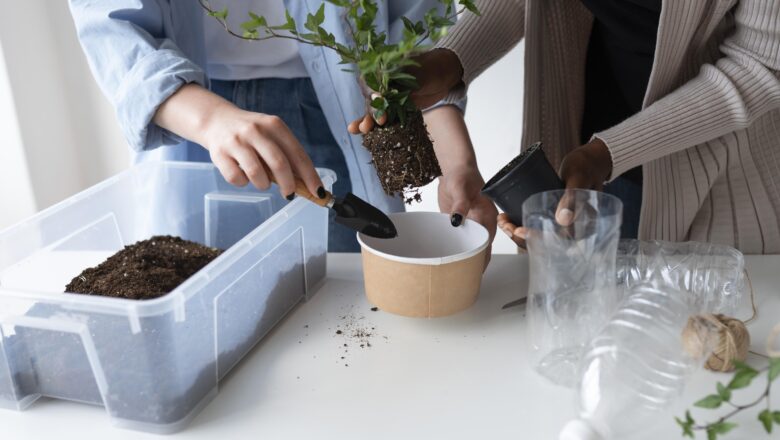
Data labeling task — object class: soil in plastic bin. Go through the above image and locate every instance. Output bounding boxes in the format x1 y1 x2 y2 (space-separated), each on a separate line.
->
15 260 309 427
65 235 223 300
362 110 441 204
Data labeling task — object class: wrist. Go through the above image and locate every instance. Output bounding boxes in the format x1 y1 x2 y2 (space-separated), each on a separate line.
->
584 138 613 181
194 98 237 148
439 162 483 185
154 83 238 149
431 48 464 91
437 151 479 177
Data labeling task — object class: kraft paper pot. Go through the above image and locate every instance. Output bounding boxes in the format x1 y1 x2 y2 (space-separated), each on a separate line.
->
357 212 490 318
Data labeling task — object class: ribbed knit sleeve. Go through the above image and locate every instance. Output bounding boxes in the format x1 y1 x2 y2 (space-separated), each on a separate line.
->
436 0 526 85
596 0 780 179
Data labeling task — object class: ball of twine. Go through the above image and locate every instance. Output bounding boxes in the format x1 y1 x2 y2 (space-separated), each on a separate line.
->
683 314 750 372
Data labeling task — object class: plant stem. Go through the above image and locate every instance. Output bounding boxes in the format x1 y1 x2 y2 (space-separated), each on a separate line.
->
692 367 772 432
413 7 468 48
198 0 354 61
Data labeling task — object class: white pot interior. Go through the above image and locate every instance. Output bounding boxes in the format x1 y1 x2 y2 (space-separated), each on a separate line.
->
358 212 489 265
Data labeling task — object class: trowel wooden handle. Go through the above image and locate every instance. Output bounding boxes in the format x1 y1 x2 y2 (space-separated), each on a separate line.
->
291 177 332 207
262 164 333 207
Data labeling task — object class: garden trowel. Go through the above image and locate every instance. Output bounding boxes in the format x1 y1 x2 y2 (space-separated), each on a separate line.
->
285 176 398 239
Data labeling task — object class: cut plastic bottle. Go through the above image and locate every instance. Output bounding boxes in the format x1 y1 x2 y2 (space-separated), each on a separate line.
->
560 284 719 440
616 240 745 316
523 190 623 387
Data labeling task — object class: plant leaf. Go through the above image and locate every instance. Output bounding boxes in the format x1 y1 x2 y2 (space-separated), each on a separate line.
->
270 10 297 31
728 368 760 389
759 410 774 433
695 394 723 409
370 96 388 111
208 7 228 20
710 421 738 435
459 0 481 15
716 382 731 401
769 357 780 382
710 422 739 434
314 3 326 25
774 411 780 424
676 416 695 438
732 360 757 374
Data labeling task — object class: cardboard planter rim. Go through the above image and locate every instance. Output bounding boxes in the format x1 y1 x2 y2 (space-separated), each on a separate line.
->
357 212 489 266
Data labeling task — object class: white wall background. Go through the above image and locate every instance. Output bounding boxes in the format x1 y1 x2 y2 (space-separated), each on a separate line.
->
0 1 129 223
0 3 523 253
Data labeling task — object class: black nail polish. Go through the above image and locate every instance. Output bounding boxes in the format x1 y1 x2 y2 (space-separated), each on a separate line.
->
451 213 463 227
286 193 296 201
317 187 327 199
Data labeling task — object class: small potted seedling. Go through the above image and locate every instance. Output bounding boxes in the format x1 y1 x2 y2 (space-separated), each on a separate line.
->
200 0 480 203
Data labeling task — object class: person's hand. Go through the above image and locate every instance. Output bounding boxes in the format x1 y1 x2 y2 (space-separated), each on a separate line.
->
438 166 498 266
153 83 324 199
497 138 614 249
498 213 528 250
556 138 613 225
199 101 324 199
347 48 464 134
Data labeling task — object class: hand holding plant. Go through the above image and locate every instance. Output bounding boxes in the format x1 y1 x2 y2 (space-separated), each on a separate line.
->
200 0 480 203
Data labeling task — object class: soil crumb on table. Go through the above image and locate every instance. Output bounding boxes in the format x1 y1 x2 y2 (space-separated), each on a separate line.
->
65 235 223 300
332 305 387 367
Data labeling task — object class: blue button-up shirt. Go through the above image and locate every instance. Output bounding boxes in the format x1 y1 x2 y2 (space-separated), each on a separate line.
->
68 0 465 214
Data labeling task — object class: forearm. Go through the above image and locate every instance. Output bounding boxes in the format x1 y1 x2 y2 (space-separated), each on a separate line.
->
153 83 235 148
69 0 206 151
435 0 525 85
423 105 480 176
597 0 780 178
424 105 498 243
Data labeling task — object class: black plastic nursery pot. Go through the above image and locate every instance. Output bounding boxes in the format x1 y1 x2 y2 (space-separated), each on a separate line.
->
481 142 564 225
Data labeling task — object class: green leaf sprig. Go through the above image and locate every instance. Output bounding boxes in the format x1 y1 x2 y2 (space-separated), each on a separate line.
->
676 358 780 439
200 0 480 125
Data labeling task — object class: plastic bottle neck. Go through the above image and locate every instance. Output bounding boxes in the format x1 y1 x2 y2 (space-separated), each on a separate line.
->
559 418 606 440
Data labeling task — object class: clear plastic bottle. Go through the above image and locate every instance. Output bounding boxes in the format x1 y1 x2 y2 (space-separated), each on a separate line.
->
616 240 745 316
560 284 718 440
523 190 623 387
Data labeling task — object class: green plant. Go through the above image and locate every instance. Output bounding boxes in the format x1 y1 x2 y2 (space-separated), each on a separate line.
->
676 358 780 439
199 0 478 125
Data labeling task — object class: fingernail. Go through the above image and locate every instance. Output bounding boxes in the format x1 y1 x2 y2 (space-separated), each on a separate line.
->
317 187 327 199
450 213 463 227
556 208 574 225
286 193 296 201
514 228 526 239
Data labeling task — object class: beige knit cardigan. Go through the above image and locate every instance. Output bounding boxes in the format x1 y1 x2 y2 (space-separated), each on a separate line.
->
439 0 780 254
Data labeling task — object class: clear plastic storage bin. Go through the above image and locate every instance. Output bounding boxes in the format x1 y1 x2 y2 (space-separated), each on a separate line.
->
0 161 334 434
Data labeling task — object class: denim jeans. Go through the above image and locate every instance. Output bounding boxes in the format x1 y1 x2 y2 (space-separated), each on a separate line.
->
603 174 642 239
184 77 360 252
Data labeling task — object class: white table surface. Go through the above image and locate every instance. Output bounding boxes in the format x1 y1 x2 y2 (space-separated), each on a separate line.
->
1 254 778 440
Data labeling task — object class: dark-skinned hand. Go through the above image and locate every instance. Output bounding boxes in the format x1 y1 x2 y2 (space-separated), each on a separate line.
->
347 48 463 134
500 138 613 249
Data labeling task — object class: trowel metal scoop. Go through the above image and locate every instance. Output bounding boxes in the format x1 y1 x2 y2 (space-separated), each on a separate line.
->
329 193 398 239
287 177 397 239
